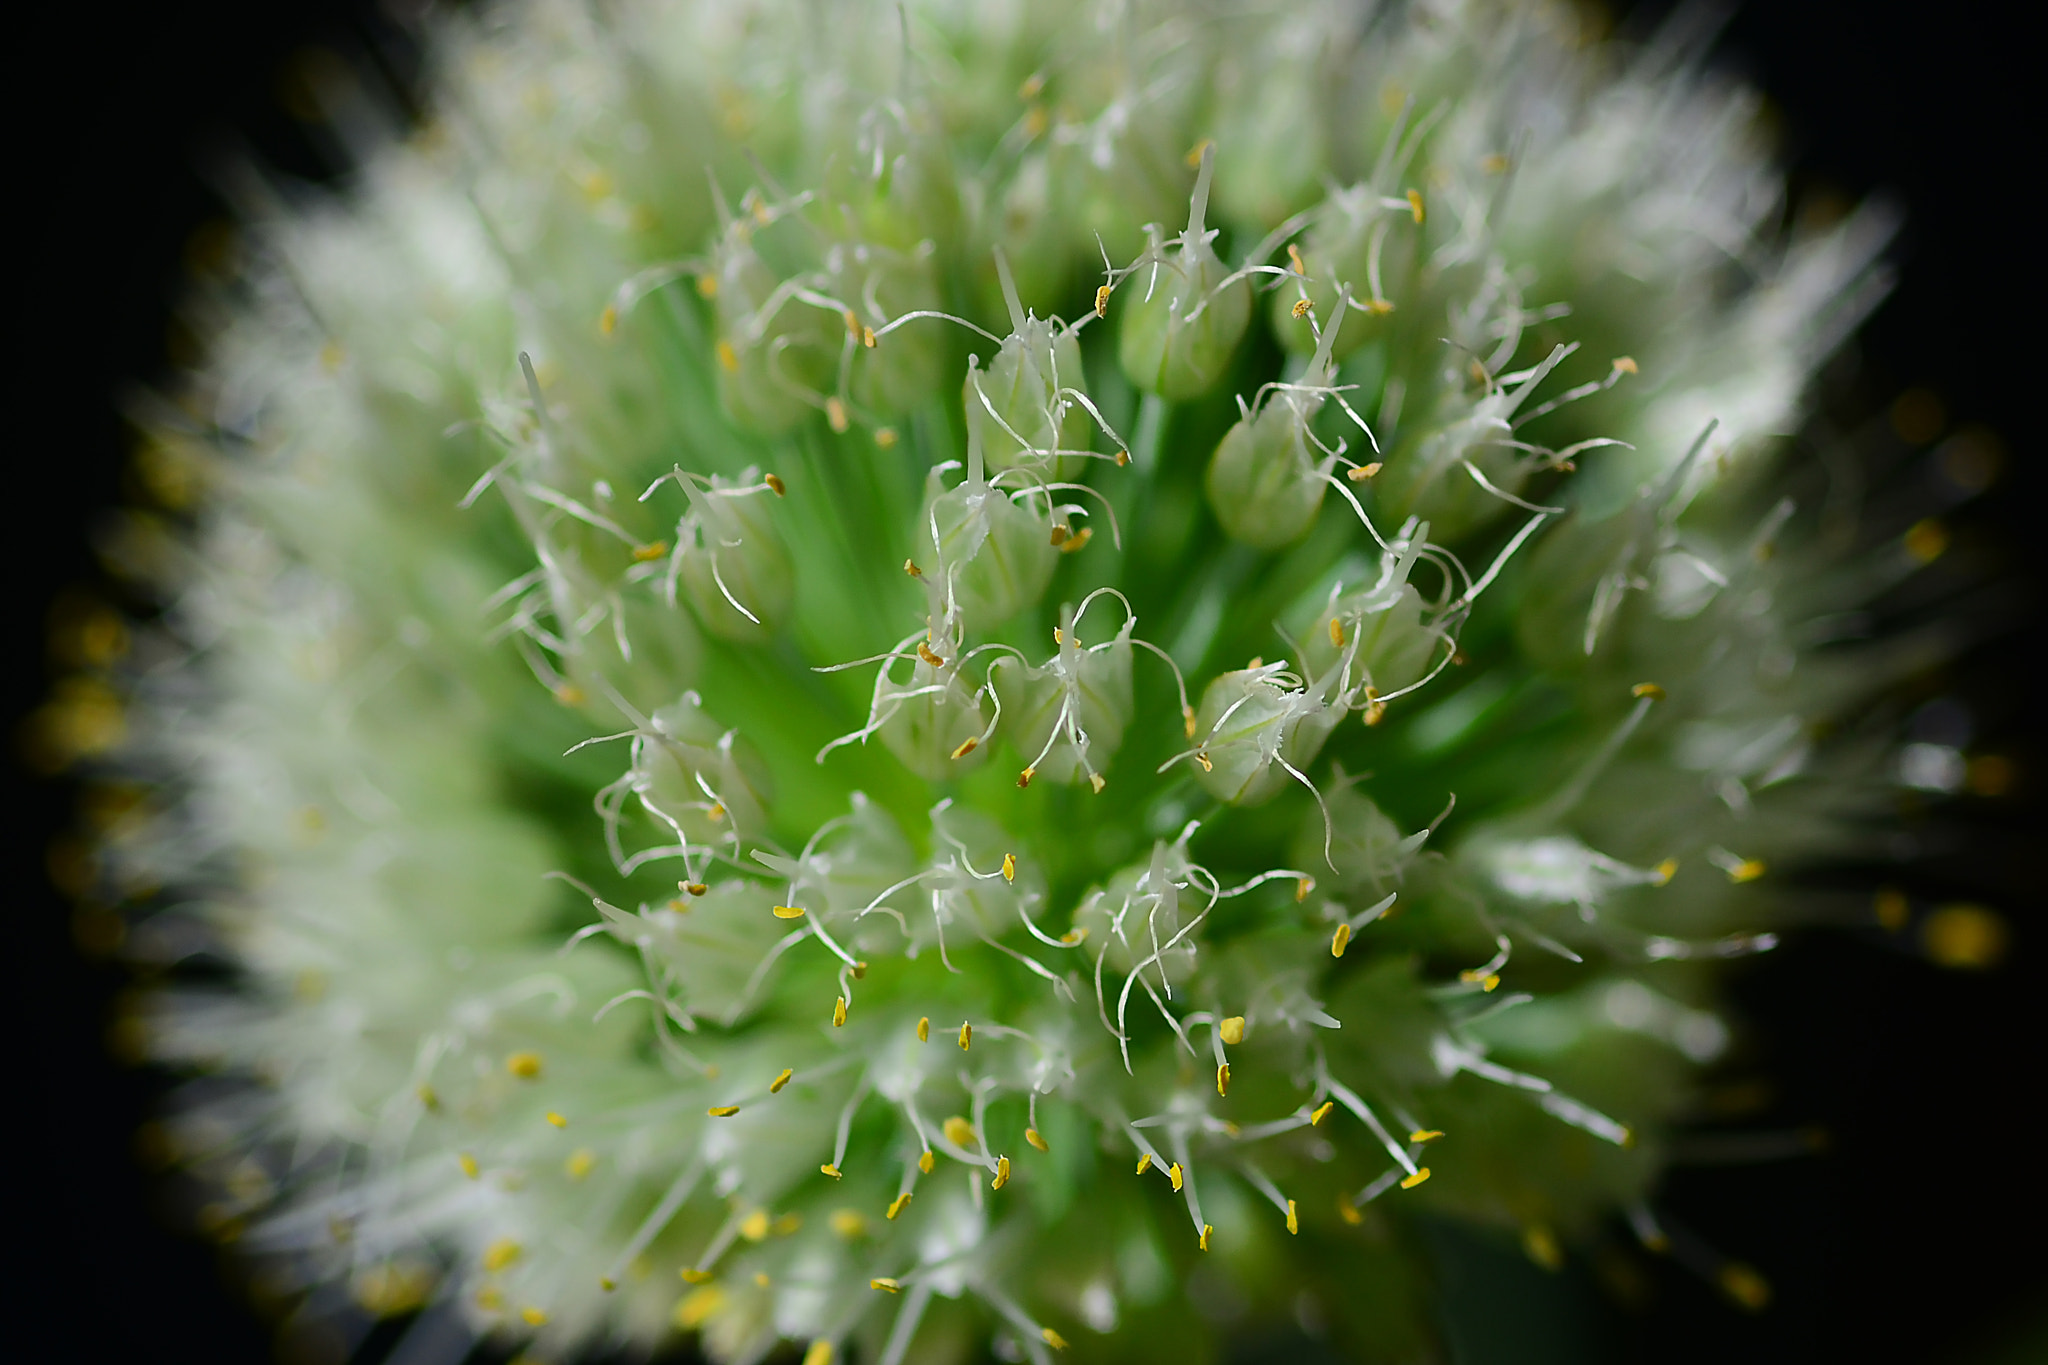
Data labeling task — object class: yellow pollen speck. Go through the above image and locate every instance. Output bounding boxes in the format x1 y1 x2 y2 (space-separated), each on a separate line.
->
599 304 618 335
1331 923 1352 957
675 1284 725 1329
863 326 877 348
417 1084 440 1111
1060 926 1088 944
1050 523 1070 547
950 735 979 760
1904 518 1949 563
738 1210 771 1242
1060 526 1093 554
707 1105 741 1118
1185 138 1213 168
771 1068 793 1093
903 559 922 578
1347 462 1383 482
706 802 725 822
993 1156 1012 1190
1216 1063 1231 1097
1088 772 1107 793
1329 618 1346 648
1482 974 1501 992
484 1238 523 1271
775 1212 802 1236
1001 852 1017 882
886 1193 912 1220
875 426 898 448
1409 1129 1444 1143
1652 858 1678 886
1219 1016 1246 1046
772 904 806 919
1632 681 1666 700
1288 243 1307 274
805 1340 834 1365
871 1277 902 1293
546 1111 567 1128
1400 1167 1431 1189
566 1148 596 1180
1136 1153 1153 1176
959 1022 973 1051
1728 859 1766 884
1025 1128 1049 1152
1292 298 1313 319
1407 189 1425 223
1611 355 1639 374
765 472 786 496
832 996 847 1027
909 1016 928 1044
554 682 586 706
521 1306 548 1326
830 1208 866 1238
680 1267 713 1284
943 1116 976 1147
696 273 718 297
1310 1101 1334 1127
716 339 739 372
826 397 849 433
916 642 946 667
1168 1162 1184 1192
821 1162 842 1180
459 1152 480 1179
1043 1327 1069 1351
1095 284 1111 318
1199 1224 1213 1251
918 1150 936 1174
1296 876 1314 903
507 1052 543 1079
1338 1198 1364 1226
632 540 668 562
1368 296 1395 314
1286 1200 1300 1234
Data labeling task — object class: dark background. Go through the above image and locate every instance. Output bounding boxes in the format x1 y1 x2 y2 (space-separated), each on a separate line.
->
6 2 2039 1361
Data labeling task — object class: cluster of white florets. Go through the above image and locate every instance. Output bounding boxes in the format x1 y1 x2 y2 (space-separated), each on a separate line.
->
99 1 1907 1360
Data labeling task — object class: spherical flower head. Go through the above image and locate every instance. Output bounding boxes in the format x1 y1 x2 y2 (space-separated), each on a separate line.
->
101 2 1909 1362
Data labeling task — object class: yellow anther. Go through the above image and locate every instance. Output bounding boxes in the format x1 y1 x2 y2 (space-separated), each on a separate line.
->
1185 138 1214 169
1367 296 1395 314
1654 858 1678 886
1198 1224 1213 1251
943 1116 977 1147
1024 104 1049 138
706 803 725 822
1088 772 1106 793
916 642 945 667
825 397 849 433
916 1016 930 1042
459 1152 480 1179
1116 448 1130 466
770 1068 793 1094
863 326 877 348
546 1111 567 1128
1025 1128 1049 1152
320 341 346 371
750 197 772 225
1632 681 1666 700
1292 298 1313 319
566 1148 596 1180
1018 71 1045 99
1364 700 1387 726
871 1277 902 1293
1049 524 1070 547
918 1150 936 1174
707 1105 741 1118
959 1021 973 1051
631 540 669 563
1094 284 1111 318
1611 355 1639 375
521 1306 548 1326
829 1208 865 1237
875 426 898 449
764 472 786 496
1329 618 1346 648
1287 243 1307 274
1904 518 1948 563
1337 1198 1363 1226
675 1284 725 1329
1219 1016 1246 1046
904 559 922 578
1481 152 1511 173
478 1285 505 1308
1060 526 1093 554
1409 1129 1444 1143
1168 1162 1184 1192
886 1193 912 1220
832 996 847 1027
1195 751 1214 773
1331 923 1352 957
1182 704 1197 739
696 273 718 298
1216 1063 1231 1097
992 1156 1011 1190
1043 1327 1069 1351
776 1214 801 1237
1310 1101 1334 1127
599 304 618 335
772 904 807 919
1407 189 1425 223
417 1084 440 1111
1136 1153 1153 1176
1400 1167 1431 1189
805 1340 834 1365
1296 876 1314 903
506 1051 543 1079
999 852 1017 883
1060 926 1088 944
1346 462 1383 482
484 1237 523 1271
950 735 979 760
716 339 739 372
738 1209 771 1242
1728 859 1767 884
1482 974 1500 992
1016 765 1036 788
821 1163 842 1179
680 1267 713 1284
843 309 859 338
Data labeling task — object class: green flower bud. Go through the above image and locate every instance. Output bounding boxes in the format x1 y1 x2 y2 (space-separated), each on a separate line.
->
655 468 792 642
1269 182 1425 360
992 595 1135 788
631 691 774 851
1115 143 1251 400
914 415 1058 634
1297 521 1452 705
965 250 1101 478
1183 660 1346 806
707 204 842 435
1072 829 1209 991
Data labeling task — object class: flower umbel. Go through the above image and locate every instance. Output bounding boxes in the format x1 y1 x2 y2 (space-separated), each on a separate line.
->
103 1 1910 1360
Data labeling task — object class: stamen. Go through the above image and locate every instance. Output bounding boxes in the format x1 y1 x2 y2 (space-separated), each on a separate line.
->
1612 356 1639 374
918 1151 936 1174
1219 1016 1246 1045
959 1022 973 1051
1286 1200 1300 1234
1017 767 1036 787
876 427 899 449
992 1156 1012 1190
1631 681 1665 700
765 473 786 496
600 304 618 335
484 1238 523 1270
1199 1224 1213 1250
773 905 807 919
917 1017 930 1042
943 1116 976 1147
566 1149 596 1180
1168 1162 1185 1192
833 996 848 1027
546 1111 568 1128
1288 243 1307 274
1136 1153 1153 1175
1399 1167 1431 1189
632 541 669 562
1002 852 1017 883
1216 1063 1231 1097
886 1193 912 1220
1311 1102 1334 1126
1095 285 1111 318
1292 298 1313 319
708 1105 741 1117
805 1340 834 1365
821 1164 842 1179
1332 924 1351 957
1060 527 1093 554
1329 618 1346 648
507 1052 544 1079
916 642 946 667
1183 705 1197 739
1337 1199 1363 1226
680 1268 713 1284
904 560 922 578
522 1307 549 1326
1026 1128 1049 1152
771 1069 793 1093
717 340 739 372
1406 189 1424 223
459 1152 480 1179
1043 1328 1069 1351
1409 1129 1443 1143
871 1277 902 1293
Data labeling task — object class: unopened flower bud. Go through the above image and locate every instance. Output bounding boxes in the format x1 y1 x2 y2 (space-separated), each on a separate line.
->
1118 144 1251 400
674 471 793 641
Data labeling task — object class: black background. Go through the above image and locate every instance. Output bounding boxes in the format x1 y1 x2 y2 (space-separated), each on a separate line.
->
6 2 2039 1361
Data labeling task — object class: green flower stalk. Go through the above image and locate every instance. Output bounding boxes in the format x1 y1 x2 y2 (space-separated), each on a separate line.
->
100 0 1916 1359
